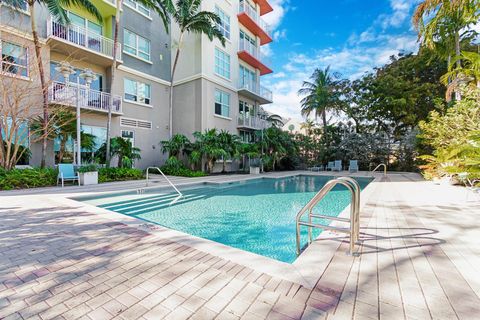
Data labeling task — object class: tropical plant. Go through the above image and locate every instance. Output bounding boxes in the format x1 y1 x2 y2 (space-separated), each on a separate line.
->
266 114 284 128
105 0 170 167
418 87 480 178
298 66 341 133
100 137 141 168
4 0 102 168
160 156 206 177
300 119 316 136
98 167 144 182
413 0 479 99
217 130 240 173
192 129 226 173
441 50 480 100
260 127 297 171
160 134 190 160
166 0 226 138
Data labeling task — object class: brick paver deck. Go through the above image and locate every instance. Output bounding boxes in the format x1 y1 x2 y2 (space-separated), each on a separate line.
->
1 172 479 319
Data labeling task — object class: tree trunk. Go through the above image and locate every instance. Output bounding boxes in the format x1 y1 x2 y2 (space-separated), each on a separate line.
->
454 30 462 101
222 158 226 173
58 138 66 163
29 3 49 168
106 0 121 168
169 32 184 139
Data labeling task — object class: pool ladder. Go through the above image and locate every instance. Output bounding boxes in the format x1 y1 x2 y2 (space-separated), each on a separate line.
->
145 167 183 199
370 163 387 177
296 177 361 256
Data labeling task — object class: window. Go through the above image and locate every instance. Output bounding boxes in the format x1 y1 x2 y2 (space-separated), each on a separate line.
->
215 6 230 39
124 0 151 17
239 30 257 55
214 89 230 117
50 62 102 91
239 100 254 117
123 29 151 61
1 41 28 77
239 130 255 143
3 0 28 12
121 130 135 146
124 78 151 105
214 48 230 79
239 65 256 90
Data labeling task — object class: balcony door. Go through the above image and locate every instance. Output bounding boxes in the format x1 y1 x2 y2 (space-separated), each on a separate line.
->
66 12 103 53
239 65 257 92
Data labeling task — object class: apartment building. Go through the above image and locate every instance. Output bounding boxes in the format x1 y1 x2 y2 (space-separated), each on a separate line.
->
0 0 171 168
171 0 274 147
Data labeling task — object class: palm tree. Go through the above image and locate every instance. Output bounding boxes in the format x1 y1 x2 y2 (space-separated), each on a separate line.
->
266 114 284 128
5 0 102 168
160 133 190 160
298 66 340 133
192 129 225 173
166 0 225 138
110 137 141 168
105 0 170 167
300 119 316 136
413 0 479 99
217 130 240 173
441 51 480 99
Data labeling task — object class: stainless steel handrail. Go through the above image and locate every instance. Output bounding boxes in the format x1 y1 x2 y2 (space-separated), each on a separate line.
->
146 167 183 197
296 177 361 255
371 163 387 177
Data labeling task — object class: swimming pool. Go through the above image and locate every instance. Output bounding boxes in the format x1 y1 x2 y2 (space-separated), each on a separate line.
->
79 175 372 263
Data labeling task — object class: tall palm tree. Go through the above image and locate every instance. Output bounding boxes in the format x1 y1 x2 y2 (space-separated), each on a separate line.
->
166 0 225 138
298 66 340 133
105 0 170 167
6 0 102 168
413 0 479 98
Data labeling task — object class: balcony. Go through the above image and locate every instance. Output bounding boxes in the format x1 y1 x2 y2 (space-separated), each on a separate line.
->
252 0 273 15
238 2 272 45
49 81 122 114
238 39 273 75
237 115 269 130
238 80 272 105
46 18 122 67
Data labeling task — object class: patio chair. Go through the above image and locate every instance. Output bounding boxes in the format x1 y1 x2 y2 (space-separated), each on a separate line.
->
326 161 335 171
349 160 359 173
57 164 80 187
308 165 323 172
333 160 342 172
458 172 480 201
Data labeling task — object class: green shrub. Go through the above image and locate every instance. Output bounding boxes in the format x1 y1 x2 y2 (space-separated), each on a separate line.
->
0 168 57 190
98 168 144 183
77 164 98 173
160 157 206 177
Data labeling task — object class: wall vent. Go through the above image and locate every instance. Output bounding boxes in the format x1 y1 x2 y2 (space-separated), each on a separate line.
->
120 117 152 129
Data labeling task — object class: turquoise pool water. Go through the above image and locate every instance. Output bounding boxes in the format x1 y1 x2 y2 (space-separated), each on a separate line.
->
80 175 372 263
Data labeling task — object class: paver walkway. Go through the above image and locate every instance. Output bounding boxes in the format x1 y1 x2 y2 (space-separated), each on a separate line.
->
0 172 479 319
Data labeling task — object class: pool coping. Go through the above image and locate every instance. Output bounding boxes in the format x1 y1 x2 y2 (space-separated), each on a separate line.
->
61 172 381 289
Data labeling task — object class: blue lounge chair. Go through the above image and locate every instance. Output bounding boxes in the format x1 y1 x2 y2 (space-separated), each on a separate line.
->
349 160 359 173
326 161 335 171
57 164 80 187
333 160 342 172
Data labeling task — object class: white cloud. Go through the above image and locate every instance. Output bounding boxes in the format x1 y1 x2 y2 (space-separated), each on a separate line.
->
262 0 290 30
273 29 287 41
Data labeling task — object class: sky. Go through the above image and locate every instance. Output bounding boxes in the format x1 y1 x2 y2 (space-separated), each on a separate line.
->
260 0 423 121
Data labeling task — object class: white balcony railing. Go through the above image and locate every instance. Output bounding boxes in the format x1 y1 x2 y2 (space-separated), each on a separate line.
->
49 81 122 114
238 2 271 37
237 115 269 130
238 38 270 66
238 79 273 102
47 18 121 60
